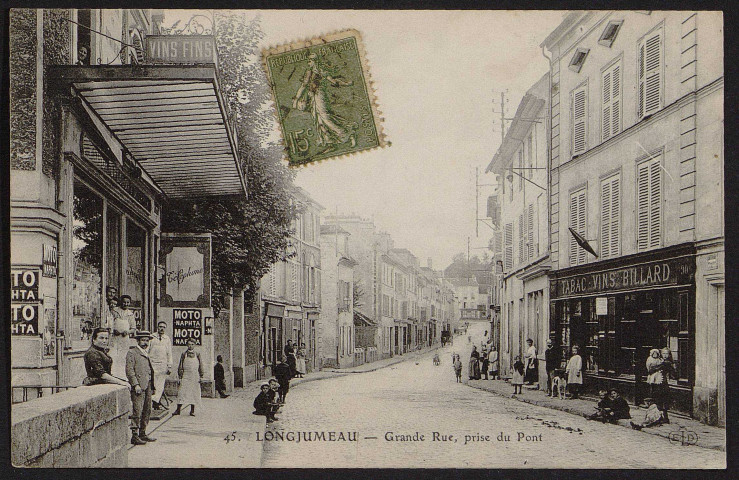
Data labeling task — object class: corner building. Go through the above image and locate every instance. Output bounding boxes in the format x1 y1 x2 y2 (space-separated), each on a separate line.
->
542 11 724 424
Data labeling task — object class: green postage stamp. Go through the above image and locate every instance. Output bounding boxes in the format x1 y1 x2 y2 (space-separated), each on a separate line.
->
263 29 387 166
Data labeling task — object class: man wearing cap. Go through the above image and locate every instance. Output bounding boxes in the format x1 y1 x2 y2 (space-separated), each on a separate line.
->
126 330 157 445
544 339 560 396
149 321 173 410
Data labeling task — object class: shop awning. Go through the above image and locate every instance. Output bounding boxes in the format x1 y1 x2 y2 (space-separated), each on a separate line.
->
51 65 245 199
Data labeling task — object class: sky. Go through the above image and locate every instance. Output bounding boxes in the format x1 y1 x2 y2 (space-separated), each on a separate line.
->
166 10 564 269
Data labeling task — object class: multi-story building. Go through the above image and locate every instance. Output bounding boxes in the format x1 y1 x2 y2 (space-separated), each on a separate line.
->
260 187 323 373
542 11 724 424
10 9 245 394
485 73 551 381
319 224 357 368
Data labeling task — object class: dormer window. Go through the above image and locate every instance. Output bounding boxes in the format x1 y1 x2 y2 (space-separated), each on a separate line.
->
568 48 589 73
598 20 623 48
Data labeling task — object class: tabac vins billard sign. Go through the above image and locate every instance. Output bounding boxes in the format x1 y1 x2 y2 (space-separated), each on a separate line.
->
551 255 695 299
146 35 216 64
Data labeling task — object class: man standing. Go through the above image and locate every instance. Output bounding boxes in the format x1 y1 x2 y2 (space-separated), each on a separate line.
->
272 355 292 404
126 330 157 445
544 339 560 396
284 339 297 378
214 355 229 398
149 321 173 410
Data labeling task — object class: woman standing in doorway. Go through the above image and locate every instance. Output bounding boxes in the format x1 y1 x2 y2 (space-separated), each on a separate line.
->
656 348 677 424
173 338 203 417
524 339 538 385
295 343 307 378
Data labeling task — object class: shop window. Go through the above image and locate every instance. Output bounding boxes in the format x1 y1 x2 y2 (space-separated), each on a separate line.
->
125 219 147 328
618 294 638 376
106 209 122 294
72 180 103 346
584 298 599 373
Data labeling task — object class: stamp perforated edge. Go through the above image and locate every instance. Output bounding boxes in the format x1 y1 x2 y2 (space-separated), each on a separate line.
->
261 28 388 168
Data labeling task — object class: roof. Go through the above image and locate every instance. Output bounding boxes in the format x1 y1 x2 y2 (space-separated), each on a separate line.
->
293 186 325 210
51 64 245 199
354 310 376 326
449 277 479 288
486 77 547 174
321 224 350 235
540 11 587 50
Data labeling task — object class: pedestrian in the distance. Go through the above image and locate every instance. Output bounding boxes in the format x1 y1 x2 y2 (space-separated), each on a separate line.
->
173 338 203 416
125 330 156 445
488 346 499 380
296 343 307 378
272 355 292 404
565 345 583 399
544 339 560 396
512 355 525 394
524 338 538 385
284 340 297 378
453 354 462 382
214 355 229 398
481 352 490 380
468 346 480 380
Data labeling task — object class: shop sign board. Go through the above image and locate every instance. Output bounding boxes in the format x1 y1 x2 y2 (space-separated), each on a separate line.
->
11 269 41 335
160 234 211 308
595 297 608 315
146 35 216 64
551 255 694 298
204 317 213 335
172 308 203 345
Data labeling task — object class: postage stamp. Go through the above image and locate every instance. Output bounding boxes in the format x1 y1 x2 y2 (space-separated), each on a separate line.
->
263 29 386 166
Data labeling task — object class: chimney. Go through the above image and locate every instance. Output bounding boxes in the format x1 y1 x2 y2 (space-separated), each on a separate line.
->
427 258 433 269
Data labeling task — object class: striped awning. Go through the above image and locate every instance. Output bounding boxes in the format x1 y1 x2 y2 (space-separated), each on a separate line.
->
52 65 245 199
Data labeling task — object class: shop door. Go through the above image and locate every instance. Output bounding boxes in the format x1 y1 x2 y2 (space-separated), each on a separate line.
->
716 285 725 426
635 308 658 405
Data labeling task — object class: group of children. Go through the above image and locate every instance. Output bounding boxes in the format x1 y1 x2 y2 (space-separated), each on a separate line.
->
253 378 284 423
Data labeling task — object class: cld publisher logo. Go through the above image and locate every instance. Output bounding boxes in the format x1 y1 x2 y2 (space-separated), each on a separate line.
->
667 427 699 446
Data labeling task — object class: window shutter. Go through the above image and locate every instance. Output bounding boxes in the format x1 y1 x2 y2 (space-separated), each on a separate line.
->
527 204 534 259
504 223 513 270
570 190 587 265
600 175 621 258
639 30 662 119
577 192 587 264
649 160 662 248
572 85 588 155
518 214 525 264
637 156 661 250
602 61 622 141
601 179 612 258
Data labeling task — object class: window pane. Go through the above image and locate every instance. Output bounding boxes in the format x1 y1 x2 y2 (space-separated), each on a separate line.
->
106 209 121 292
125 219 146 327
72 180 103 343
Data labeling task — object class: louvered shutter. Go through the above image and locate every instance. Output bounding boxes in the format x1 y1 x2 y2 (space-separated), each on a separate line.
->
518 214 525 264
504 223 513 270
577 192 587 264
569 190 587 265
601 180 612 258
527 204 534 259
600 175 621 258
639 30 663 118
648 160 661 248
603 61 622 141
637 157 661 250
572 85 588 155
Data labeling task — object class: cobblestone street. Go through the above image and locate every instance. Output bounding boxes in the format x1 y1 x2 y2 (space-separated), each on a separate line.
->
260 326 725 469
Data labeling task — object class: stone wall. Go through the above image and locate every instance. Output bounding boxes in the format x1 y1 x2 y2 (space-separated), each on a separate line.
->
12 384 131 467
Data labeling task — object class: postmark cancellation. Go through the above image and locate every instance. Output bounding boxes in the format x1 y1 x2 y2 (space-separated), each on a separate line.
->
262 29 387 166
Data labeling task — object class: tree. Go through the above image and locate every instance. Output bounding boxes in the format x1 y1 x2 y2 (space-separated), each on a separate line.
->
353 280 365 309
162 13 298 314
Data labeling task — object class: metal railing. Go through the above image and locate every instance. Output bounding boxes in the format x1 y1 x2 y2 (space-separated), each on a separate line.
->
12 385 77 404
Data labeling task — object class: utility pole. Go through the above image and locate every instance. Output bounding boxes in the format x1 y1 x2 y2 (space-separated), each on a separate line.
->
467 236 471 282
501 91 507 143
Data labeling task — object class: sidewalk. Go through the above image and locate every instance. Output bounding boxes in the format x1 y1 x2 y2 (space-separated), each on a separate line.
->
466 378 725 451
128 344 443 467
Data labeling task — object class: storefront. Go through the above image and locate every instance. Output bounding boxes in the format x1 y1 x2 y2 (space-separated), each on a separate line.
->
549 243 696 414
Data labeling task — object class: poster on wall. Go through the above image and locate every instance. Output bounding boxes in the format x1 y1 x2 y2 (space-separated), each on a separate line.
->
160 234 211 308
172 308 203 346
11 269 41 335
43 297 56 356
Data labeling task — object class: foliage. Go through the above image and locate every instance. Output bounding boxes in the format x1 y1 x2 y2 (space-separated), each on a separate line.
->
444 253 494 285
353 280 365 309
162 13 297 314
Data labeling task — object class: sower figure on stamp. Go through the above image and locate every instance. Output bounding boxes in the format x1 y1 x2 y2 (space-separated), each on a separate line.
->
292 53 357 152
126 330 157 445
148 321 172 410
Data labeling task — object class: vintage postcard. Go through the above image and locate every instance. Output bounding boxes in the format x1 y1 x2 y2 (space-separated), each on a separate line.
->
7 8 725 470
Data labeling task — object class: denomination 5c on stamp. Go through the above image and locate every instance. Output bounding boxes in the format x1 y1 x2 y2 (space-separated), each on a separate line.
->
263 29 387 166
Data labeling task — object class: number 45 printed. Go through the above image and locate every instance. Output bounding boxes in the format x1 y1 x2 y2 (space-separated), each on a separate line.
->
287 129 314 156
